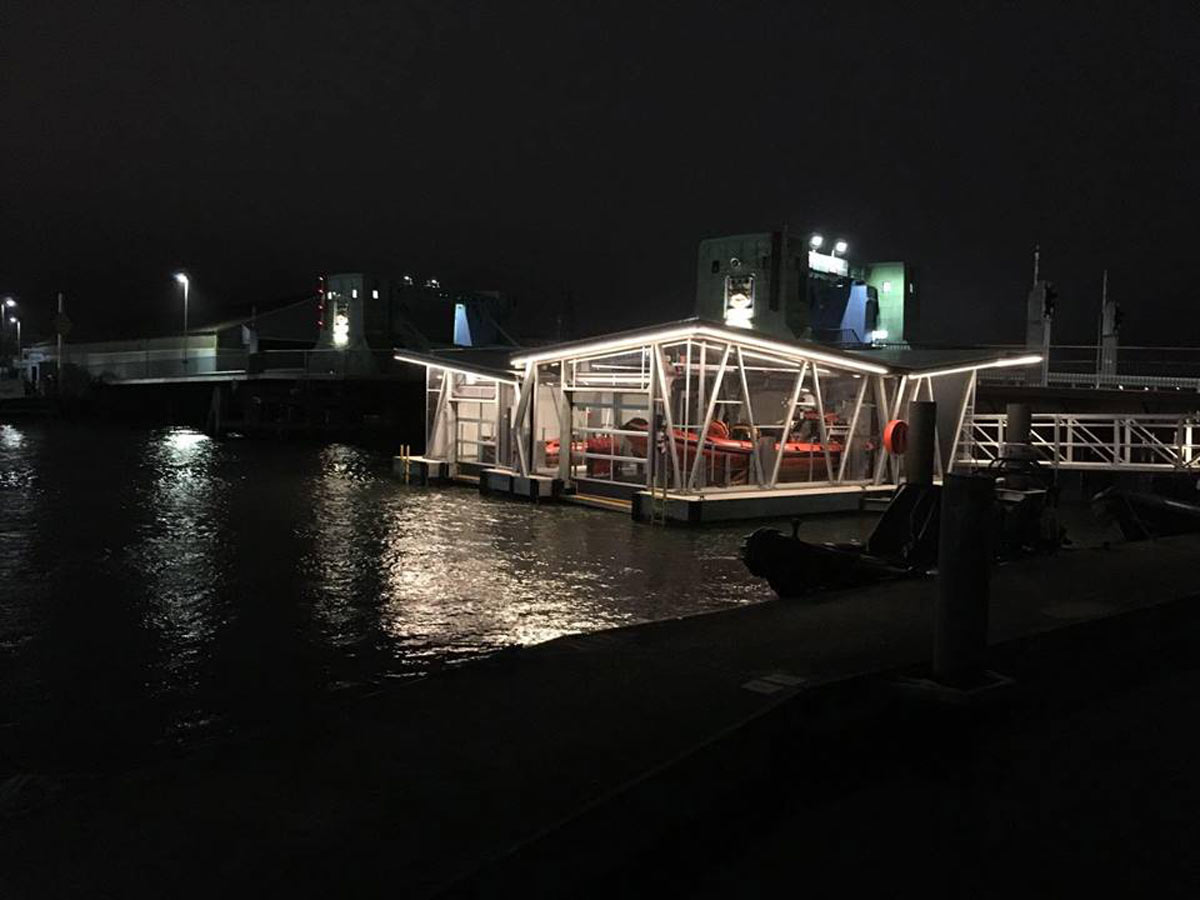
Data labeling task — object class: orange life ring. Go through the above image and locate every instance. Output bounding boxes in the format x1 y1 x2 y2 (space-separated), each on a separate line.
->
883 419 908 455
707 420 731 439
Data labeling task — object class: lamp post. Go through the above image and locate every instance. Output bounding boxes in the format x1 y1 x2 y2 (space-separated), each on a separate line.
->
2 298 14 363
174 272 189 369
9 317 20 356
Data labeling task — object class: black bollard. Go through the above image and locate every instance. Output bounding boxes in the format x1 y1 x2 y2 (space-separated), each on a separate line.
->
907 400 937 485
934 473 994 686
1003 402 1032 460
497 417 512 470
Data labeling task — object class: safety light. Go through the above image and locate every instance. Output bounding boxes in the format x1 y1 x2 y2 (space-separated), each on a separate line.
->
809 234 824 250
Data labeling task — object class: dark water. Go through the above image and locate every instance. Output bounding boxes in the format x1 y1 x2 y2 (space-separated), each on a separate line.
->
0 422 880 774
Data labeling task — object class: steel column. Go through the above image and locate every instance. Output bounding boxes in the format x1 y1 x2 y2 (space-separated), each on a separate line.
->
734 346 766 486
687 343 731 492
810 365 835 483
947 370 977 473
769 361 809 488
836 376 869 482
512 362 535 476
653 344 683 490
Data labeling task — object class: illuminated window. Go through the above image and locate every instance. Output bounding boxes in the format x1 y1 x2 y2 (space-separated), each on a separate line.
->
372 289 379 299
332 298 350 347
723 273 755 329
351 288 358 299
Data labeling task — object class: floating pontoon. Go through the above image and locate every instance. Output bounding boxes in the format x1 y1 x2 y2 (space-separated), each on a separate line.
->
394 319 1041 523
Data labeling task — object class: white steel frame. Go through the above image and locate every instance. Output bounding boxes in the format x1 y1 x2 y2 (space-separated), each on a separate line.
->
399 328 1041 493
960 412 1200 472
515 334 890 495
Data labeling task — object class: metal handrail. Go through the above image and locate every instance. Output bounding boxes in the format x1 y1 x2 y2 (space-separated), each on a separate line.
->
960 412 1200 472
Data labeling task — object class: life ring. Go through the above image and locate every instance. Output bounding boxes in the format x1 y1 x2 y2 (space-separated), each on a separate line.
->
883 419 908 455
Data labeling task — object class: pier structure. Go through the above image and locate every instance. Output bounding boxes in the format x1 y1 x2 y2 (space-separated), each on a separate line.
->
959 411 1200 473
4 272 517 437
395 319 1042 523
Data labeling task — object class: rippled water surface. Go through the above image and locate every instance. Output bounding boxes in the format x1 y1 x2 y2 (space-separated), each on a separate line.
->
1 422 882 772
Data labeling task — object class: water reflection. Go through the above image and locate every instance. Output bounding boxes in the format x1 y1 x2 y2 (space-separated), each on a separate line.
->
0 424 35 490
1 422 25 449
306 443 382 647
130 428 225 692
377 489 770 661
3 424 781 769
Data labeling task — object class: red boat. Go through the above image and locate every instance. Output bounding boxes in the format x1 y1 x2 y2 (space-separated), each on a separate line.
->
545 417 841 484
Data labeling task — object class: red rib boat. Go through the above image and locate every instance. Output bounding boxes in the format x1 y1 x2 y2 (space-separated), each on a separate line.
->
544 417 841 483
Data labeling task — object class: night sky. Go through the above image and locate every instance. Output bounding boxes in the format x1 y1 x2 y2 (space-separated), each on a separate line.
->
2 1 1196 346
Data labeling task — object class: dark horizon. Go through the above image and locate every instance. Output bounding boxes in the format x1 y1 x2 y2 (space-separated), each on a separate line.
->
3 2 1196 348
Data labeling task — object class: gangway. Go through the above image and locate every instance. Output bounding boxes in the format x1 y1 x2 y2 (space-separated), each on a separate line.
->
958 412 1200 473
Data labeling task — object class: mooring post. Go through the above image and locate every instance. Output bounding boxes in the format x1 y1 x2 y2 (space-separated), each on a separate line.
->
497 416 511 470
907 400 937 485
206 385 223 437
1003 402 1032 459
934 473 994 686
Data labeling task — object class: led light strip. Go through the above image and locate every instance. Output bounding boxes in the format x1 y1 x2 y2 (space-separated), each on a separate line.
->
910 354 1043 379
393 351 519 384
510 324 891 375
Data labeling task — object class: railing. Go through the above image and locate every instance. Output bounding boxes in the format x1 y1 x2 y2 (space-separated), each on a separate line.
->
251 348 400 376
975 343 1200 392
980 370 1200 392
960 413 1200 472
38 348 407 382
74 349 249 381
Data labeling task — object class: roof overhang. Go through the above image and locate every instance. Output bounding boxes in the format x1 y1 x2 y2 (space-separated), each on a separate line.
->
508 319 892 375
907 354 1043 379
392 349 519 384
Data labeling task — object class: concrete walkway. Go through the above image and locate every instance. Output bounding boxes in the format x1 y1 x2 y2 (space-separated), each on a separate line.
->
3 535 1199 899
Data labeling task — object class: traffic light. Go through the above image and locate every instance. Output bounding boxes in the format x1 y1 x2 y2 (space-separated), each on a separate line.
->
1042 282 1057 318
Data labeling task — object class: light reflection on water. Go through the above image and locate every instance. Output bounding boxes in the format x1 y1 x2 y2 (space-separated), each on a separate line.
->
0 424 855 771
132 428 224 691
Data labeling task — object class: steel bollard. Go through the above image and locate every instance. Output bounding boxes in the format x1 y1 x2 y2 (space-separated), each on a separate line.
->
907 400 937 485
934 472 994 685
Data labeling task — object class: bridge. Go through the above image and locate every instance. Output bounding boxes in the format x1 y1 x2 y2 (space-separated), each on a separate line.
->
17 341 417 386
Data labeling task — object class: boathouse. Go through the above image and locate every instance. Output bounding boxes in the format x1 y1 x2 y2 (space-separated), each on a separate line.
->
394 319 1041 522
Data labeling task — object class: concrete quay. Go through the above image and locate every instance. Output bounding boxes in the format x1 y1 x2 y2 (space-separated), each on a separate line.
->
3 535 1200 898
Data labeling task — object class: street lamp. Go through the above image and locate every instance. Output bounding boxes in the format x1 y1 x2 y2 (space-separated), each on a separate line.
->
832 239 848 256
174 272 189 368
809 234 824 250
8 317 19 355
2 298 14 360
